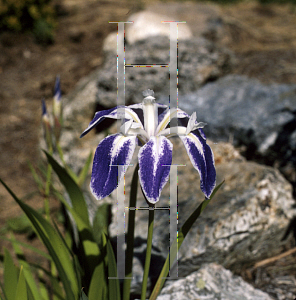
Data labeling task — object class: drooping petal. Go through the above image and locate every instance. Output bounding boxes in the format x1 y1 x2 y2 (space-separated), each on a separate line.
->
90 134 136 200
138 136 173 203
180 131 216 198
197 128 207 140
80 106 143 138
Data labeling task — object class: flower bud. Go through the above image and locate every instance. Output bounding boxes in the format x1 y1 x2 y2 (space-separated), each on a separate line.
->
42 99 53 150
52 75 63 142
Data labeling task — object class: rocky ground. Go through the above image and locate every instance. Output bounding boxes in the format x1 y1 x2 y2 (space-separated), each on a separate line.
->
1 0 296 299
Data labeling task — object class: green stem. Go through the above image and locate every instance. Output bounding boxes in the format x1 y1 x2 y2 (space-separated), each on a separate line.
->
56 142 66 166
44 147 53 220
123 164 139 300
56 142 78 183
141 202 155 300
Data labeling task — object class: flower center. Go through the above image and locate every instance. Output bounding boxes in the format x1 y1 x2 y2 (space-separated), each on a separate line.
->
143 96 158 138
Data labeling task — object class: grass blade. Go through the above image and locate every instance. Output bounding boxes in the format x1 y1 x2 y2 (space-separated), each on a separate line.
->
27 161 44 195
92 203 111 245
44 151 89 228
77 151 93 187
10 233 42 300
106 234 120 300
88 263 108 300
15 266 27 300
0 237 51 261
3 248 18 300
38 280 50 300
0 178 79 300
54 191 100 263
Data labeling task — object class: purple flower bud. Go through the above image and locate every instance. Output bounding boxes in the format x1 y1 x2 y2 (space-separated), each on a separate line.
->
53 76 63 142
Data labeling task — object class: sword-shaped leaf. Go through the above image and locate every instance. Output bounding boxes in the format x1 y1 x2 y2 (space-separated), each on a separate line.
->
0 178 79 300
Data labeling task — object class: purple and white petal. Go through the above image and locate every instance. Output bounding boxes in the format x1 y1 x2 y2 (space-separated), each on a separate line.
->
90 134 136 200
80 106 143 138
138 136 173 203
180 132 216 198
197 128 206 140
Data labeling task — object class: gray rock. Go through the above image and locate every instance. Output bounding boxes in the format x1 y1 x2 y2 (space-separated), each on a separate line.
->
97 35 235 107
159 75 296 189
125 11 192 44
104 3 226 53
59 69 101 156
262 275 296 300
145 2 226 43
156 263 272 300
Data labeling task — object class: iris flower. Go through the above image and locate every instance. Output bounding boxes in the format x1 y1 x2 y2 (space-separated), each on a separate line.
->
80 90 216 204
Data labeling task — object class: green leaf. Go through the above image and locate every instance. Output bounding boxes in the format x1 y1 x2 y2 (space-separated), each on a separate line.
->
149 180 225 300
106 235 120 300
77 151 93 187
0 281 7 300
0 237 51 261
92 203 112 245
56 143 79 183
3 248 18 300
7 213 33 234
88 243 108 300
15 267 27 300
26 285 35 300
0 178 79 300
50 262 65 300
45 151 101 286
10 233 42 300
0 281 6 300
27 161 44 195
54 191 100 260
38 281 50 300
43 151 89 228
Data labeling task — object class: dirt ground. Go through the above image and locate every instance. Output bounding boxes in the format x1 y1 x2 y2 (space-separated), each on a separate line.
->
0 0 296 297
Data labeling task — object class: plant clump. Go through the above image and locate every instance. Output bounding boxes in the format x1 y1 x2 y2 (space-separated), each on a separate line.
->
0 0 56 44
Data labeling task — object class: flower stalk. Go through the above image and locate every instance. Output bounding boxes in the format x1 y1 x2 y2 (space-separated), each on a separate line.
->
123 164 139 300
141 202 155 300
41 99 52 220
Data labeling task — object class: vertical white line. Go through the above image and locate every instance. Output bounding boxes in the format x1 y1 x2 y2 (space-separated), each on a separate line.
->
117 22 125 131
117 165 125 279
116 22 126 279
169 165 178 278
169 22 178 135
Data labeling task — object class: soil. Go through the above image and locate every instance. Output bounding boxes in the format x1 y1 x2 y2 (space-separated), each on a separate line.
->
0 0 296 298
